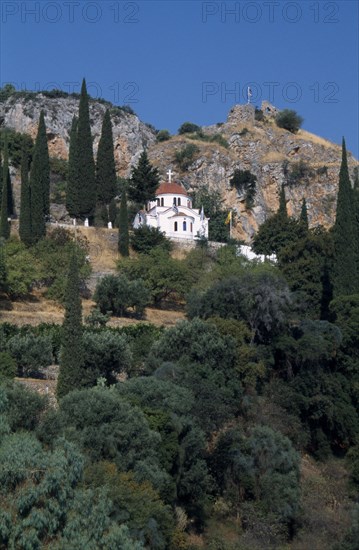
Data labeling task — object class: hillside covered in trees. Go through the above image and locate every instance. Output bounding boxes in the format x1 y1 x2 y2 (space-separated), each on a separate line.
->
0 81 359 549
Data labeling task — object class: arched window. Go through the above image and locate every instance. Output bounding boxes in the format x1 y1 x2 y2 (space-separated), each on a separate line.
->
161 197 164 206
178 198 181 206
157 199 160 206
173 197 177 206
183 221 187 231
174 222 178 231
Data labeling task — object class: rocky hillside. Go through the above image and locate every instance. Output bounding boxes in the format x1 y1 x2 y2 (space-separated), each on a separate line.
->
0 91 156 174
1 92 358 241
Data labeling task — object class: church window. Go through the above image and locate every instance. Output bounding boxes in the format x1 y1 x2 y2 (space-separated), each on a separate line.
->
161 197 164 206
157 199 160 206
178 198 181 206
174 222 178 231
173 197 177 206
183 221 187 231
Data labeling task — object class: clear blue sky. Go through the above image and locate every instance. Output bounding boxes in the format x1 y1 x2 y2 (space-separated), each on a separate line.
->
1 0 358 157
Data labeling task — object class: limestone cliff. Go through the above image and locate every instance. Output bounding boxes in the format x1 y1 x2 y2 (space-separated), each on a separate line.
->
0 92 156 174
1 93 358 241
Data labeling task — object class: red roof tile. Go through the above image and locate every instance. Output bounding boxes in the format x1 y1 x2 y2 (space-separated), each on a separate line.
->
156 182 188 196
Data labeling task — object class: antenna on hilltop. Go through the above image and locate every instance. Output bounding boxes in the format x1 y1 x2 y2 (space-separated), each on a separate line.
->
247 86 252 105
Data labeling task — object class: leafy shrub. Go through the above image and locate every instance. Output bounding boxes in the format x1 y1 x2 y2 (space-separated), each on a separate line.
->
178 122 201 135
211 425 300 530
0 128 34 167
131 225 172 254
0 352 17 380
275 109 303 133
82 330 132 383
119 323 163 375
85 308 110 327
187 269 291 344
4 238 40 298
94 274 150 318
2 383 48 431
191 188 230 242
230 169 257 209
7 333 53 377
317 165 328 176
287 160 314 186
50 157 68 179
156 129 171 142
175 143 200 171
0 83 16 101
254 107 264 121
119 249 194 308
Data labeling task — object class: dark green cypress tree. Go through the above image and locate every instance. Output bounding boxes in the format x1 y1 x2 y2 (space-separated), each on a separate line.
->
6 166 14 217
278 183 288 219
96 109 117 205
57 254 85 399
353 167 359 292
118 189 129 256
29 111 50 242
109 198 118 227
128 150 160 206
0 239 7 293
0 137 10 240
19 145 32 246
66 115 79 218
0 153 3 207
300 197 309 230
74 78 96 220
332 138 356 296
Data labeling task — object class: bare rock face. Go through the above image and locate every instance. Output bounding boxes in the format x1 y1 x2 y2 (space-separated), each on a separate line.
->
0 93 156 177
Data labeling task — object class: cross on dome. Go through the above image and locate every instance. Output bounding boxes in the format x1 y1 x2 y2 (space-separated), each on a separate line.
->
167 169 173 183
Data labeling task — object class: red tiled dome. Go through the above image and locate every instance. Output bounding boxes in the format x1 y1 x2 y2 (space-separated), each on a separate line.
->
156 182 188 196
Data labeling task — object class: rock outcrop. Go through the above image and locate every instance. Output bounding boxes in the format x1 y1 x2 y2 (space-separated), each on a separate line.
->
0 93 156 175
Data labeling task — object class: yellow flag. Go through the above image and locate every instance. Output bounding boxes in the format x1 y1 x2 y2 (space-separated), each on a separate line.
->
225 211 231 225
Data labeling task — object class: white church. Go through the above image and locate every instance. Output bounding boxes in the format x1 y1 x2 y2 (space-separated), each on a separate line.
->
133 170 209 240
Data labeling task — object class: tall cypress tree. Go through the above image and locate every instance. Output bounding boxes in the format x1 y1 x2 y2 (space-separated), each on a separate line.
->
30 111 50 242
300 197 309 230
74 78 96 220
278 183 288 219
96 109 117 205
19 145 32 246
128 150 160 206
109 198 118 227
0 137 10 240
0 153 3 207
332 138 356 296
118 189 129 256
57 254 85 399
6 166 14 217
66 115 79 217
0 239 7 293
353 167 359 292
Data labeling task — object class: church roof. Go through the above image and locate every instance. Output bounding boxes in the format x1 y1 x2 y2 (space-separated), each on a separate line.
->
156 182 188 196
